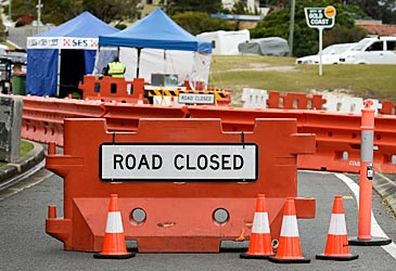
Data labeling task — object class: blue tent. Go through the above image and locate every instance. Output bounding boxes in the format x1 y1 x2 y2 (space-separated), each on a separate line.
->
99 9 212 53
26 12 118 96
99 8 211 78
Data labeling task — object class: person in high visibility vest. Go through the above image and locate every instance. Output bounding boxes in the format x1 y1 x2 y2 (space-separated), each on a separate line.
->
107 57 126 78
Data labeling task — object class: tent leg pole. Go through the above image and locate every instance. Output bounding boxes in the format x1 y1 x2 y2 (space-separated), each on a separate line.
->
56 49 61 97
136 48 141 78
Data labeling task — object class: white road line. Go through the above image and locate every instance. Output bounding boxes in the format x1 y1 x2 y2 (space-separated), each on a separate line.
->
334 173 396 260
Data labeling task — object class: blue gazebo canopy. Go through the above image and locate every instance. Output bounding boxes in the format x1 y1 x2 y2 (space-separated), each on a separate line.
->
99 9 212 53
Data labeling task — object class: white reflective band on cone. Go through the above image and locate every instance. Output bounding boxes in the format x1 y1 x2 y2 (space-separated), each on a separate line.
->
105 212 124 233
251 212 270 234
328 213 347 235
280 215 299 237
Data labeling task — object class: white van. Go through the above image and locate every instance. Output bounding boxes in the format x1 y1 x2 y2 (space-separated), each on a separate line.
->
339 36 396 64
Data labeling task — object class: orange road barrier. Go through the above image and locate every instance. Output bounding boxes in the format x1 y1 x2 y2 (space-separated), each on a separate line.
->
22 96 105 146
268 198 310 264
45 118 315 253
79 75 146 104
187 106 396 174
94 194 135 259
316 195 358 261
240 194 274 259
267 91 326 110
380 100 395 115
20 96 396 173
349 101 392 246
102 102 188 132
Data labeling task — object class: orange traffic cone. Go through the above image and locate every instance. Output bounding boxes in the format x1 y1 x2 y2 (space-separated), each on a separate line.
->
94 194 135 259
316 195 358 261
269 198 310 264
240 194 275 259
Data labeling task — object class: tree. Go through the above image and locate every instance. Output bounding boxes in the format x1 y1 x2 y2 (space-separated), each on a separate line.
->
251 0 368 57
172 12 236 35
83 0 139 24
9 0 83 25
9 0 138 26
166 0 222 15
348 0 396 24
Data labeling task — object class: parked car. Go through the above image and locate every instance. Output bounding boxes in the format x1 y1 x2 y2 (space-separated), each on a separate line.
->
339 36 396 64
238 37 290 56
296 43 356 64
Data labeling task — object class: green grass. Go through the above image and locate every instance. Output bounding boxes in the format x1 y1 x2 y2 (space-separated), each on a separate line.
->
209 55 396 103
0 140 34 167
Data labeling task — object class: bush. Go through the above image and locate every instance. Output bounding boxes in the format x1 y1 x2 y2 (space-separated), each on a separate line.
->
172 12 236 35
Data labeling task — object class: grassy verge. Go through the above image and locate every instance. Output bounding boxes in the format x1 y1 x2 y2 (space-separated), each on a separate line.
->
0 140 34 168
209 55 396 102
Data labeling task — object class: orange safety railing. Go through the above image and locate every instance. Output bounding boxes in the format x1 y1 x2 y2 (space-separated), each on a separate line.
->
21 94 396 173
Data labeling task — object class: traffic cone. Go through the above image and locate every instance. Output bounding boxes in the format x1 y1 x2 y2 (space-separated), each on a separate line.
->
94 194 135 259
269 198 310 264
240 194 275 259
316 195 358 261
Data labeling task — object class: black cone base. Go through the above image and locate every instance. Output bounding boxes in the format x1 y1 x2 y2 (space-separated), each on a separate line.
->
316 253 359 261
349 236 392 246
240 252 274 259
268 256 311 264
94 252 135 259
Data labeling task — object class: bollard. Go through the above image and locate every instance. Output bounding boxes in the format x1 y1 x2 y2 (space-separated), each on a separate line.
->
349 100 392 246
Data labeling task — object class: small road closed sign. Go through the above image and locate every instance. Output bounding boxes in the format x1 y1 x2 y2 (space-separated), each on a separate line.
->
178 93 215 105
100 143 257 181
305 6 336 29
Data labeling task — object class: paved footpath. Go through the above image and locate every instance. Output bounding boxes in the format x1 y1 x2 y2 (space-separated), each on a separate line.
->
0 170 395 271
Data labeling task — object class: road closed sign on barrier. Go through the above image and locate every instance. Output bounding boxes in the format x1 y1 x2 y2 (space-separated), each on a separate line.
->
100 143 257 181
178 93 215 104
45 118 316 253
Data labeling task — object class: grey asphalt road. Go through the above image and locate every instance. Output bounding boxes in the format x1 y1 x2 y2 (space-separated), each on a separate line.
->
0 170 395 271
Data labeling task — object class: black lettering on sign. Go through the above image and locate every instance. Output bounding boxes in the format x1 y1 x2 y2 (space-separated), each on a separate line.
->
114 154 124 170
125 154 136 169
222 154 231 170
174 154 184 170
209 154 220 170
152 154 163 170
197 154 208 170
233 154 244 170
138 154 150 170
186 155 196 170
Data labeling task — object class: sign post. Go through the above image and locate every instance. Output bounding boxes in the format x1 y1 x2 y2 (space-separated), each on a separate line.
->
304 6 336 76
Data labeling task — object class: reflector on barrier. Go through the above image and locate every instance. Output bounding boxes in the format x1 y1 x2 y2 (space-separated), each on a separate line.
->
45 117 316 253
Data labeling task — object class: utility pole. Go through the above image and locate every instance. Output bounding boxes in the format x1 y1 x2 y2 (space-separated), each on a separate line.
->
288 0 296 56
36 0 43 34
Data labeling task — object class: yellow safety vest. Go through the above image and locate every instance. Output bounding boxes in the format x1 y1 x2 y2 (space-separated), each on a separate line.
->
108 62 126 78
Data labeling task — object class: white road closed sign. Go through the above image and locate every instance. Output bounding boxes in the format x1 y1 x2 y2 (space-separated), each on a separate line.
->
178 93 215 104
100 143 257 181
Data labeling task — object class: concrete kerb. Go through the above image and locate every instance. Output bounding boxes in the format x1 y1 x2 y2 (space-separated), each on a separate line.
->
373 173 396 216
0 141 45 190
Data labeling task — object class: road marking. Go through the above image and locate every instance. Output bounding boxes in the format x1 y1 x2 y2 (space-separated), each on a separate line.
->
334 173 396 260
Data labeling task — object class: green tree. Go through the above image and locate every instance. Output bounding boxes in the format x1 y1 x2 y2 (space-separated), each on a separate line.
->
348 0 396 24
251 0 368 57
83 0 138 24
172 12 236 35
9 0 138 26
166 0 222 15
9 0 83 25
